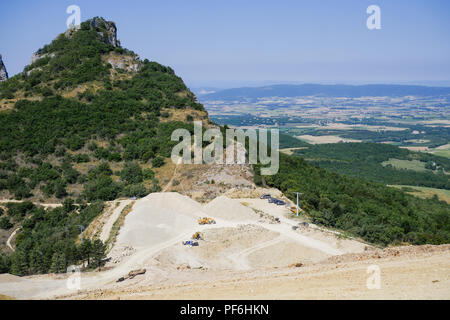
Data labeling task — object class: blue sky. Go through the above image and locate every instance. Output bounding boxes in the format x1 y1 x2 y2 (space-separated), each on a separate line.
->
1 0 450 87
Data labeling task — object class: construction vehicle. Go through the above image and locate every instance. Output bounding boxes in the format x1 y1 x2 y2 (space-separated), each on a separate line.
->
198 217 216 225
192 232 204 240
290 206 303 214
182 240 199 246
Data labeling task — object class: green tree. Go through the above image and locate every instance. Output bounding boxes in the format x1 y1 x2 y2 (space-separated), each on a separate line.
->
50 252 66 273
63 198 75 213
80 239 92 267
0 217 13 230
90 239 106 269
29 248 45 274
120 162 143 184
122 183 148 198
152 156 165 168
10 249 29 276
83 175 121 201
0 254 11 273
142 168 155 180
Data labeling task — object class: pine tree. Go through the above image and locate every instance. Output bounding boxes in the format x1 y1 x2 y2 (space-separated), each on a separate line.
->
50 252 66 273
0 253 11 273
10 249 28 276
29 248 45 274
80 239 92 267
91 239 106 269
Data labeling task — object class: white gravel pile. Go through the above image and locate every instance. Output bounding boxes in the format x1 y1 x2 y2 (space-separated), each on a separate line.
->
203 196 257 222
115 193 205 249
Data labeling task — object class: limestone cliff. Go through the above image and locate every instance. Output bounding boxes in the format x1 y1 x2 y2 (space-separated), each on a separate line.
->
89 17 120 47
0 54 8 82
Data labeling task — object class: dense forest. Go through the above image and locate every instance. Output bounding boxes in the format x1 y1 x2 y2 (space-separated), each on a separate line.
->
254 153 450 246
0 200 107 275
293 143 450 189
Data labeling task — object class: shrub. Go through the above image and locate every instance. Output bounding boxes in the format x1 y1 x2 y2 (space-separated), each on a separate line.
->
120 162 143 184
0 217 13 230
121 183 148 198
152 156 165 168
143 168 155 180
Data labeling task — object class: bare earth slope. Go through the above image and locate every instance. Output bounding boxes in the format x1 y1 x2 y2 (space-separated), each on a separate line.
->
66 244 450 300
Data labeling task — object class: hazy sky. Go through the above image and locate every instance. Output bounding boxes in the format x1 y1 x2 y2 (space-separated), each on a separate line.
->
1 0 450 87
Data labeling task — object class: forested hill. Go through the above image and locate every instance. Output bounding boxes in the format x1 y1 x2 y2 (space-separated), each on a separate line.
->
254 154 450 246
0 17 207 203
0 17 209 275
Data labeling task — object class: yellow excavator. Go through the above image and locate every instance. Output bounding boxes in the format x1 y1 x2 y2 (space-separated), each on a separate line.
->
192 232 204 240
198 217 216 225
290 206 303 214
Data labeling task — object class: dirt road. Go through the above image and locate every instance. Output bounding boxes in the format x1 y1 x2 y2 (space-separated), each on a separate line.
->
6 227 20 252
0 199 62 209
64 245 450 300
99 200 132 242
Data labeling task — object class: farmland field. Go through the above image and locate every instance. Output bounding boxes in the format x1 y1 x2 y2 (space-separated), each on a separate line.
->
390 185 450 204
382 159 428 172
431 144 450 159
296 135 362 144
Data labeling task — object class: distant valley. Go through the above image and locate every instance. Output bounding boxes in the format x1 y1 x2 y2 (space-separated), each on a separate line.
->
198 83 450 203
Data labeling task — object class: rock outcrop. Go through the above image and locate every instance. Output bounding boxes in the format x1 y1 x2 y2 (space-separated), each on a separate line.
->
89 17 120 48
105 52 142 73
30 52 55 65
0 54 8 82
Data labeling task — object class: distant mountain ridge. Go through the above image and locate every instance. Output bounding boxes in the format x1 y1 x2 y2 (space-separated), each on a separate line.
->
202 83 450 100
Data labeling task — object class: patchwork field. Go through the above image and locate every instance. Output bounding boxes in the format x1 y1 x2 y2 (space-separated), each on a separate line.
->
430 144 450 159
382 159 428 172
391 185 450 204
279 147 307 155
296 135 362 144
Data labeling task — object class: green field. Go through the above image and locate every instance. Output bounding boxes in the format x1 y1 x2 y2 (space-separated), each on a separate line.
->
381 158 428 172
432 149 450 159
390 185 450 204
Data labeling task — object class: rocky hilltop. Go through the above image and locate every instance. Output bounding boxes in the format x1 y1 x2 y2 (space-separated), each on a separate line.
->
89 17 120 48
0 54 8 82
31 17 121 64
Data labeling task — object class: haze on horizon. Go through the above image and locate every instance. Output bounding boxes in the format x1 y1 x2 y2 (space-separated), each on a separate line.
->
1 0 450 88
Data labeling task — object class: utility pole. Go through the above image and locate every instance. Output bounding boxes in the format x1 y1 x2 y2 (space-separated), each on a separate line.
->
77 225 85 242
294 192 303 216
